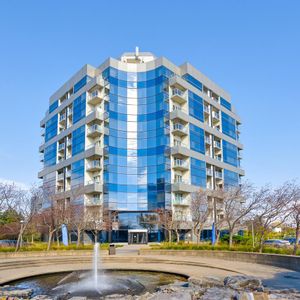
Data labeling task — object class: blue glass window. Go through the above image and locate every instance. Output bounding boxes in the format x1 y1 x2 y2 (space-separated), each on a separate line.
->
71 159 84 188
73 75 91 94
221 112 237 140
182 73 203 91
45 115 58 142
73 93 86 124
190 158 206 188
220 97 231 111
49 100 58 113
189 91 204 122
189 124 205 154
44 142 56 167
72 125 85 156
222 140 238 167
224 169 239 187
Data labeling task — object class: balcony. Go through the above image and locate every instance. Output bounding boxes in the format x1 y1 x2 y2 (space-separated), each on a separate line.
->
212 111 220 121
88 90 103 105
204 105 210 114
206 168 213 176
205 136 211 145
86 160 101 172
66 170 72 178
67 139 72 147
172 197 189 206
173 159 189 171
58 143 65 152
215 171 223 179
57 173 64 181
56 186 64 193
172 123 188 136
84 179 103 194
171 88 187 104
67 108 73 116
215 155 222 161
59 113 66 123
87 124 102 137
214 141 221 149
173 140 188 148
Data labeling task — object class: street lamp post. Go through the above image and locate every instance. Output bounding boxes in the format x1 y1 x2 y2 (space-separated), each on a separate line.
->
20 220 24 248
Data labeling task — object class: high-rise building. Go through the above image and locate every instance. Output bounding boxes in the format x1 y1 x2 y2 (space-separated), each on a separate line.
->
39 50 244 243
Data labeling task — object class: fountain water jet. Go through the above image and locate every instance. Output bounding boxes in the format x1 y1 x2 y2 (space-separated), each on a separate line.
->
93 242 99 289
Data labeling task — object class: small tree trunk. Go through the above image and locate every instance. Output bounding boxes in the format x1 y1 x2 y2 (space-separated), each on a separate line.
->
196 232 200 244
176 230 180 244
293 223 300 255
15 233 21 252
76 228 81 248
259 236 264 253
47 230 54 251
168 230 172 243
56 230 60 247
31 234 34 243
216 231 221 245
229 231 234 248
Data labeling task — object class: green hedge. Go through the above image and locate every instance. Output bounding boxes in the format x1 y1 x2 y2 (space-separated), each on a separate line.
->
0 242 122 252
150 242 300 256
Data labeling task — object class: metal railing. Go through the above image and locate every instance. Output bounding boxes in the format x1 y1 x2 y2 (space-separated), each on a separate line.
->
87 160 101 169
173 159 189 168
215 171 223 179
206 169 213 176
212 111 220 120
172 88 185 97
87 124 102 135
214 141 221 148
58 143 65 151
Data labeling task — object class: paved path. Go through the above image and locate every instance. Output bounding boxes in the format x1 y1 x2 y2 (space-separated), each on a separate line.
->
0 245 299 291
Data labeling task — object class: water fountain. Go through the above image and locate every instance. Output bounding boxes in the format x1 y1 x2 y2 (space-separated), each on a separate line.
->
93 242 99 290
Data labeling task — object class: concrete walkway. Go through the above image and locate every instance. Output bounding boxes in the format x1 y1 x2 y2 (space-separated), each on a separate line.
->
0 245 299 291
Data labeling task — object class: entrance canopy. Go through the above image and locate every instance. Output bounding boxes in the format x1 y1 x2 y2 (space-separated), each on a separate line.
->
128 229 148 244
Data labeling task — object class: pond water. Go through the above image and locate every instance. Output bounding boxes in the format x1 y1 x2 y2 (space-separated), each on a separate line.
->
10 270 187 298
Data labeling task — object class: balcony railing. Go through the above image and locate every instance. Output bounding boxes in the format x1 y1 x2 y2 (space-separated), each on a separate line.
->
87 124 102 135
212 111 220 120
67 139 72 147
173 178 190 184
66 170 71 178
204 105 210 114
86 179 102 185
58 143 65 151
173 140 188 148
214 141 221 149
172 198 188 206
87 160 101 169
206 168 213 176
172 88 184 97
59 114 66 122
57 173 64 180
67 108 73 116
173 159 189 169
173 123 188 134
205 136 211 144
215 156 222 161
215 171 223 179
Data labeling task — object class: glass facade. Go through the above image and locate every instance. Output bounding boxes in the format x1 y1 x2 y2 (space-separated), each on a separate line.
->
71 159 84 190
222 140 238 167
189 124 205 154
73 93 86 124
74 75 91 94
44 142 57 167
103 66 172 217
224 169 239 187
189 91 204 122
45 114 58 142
72 125 85 156
49 100 58 113
221 112 237 140
182 73 203 91
190 158 206 188
220 97 231 111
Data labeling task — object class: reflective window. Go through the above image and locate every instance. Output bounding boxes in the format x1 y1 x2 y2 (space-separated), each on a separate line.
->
221 112 237 140
190 158 206 188
189 91 204 122
49 100 58 113
45 114 58 142
74 75 91 94
224 169 239 187
73 93 86 124
71 159 84 188
72 125 85 156
220 97 231 111
222 140 238 167
189 124 205 154
182 73 203 91
44 142 57 167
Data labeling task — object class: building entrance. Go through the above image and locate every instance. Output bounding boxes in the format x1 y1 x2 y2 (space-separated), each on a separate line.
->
128 229 148 244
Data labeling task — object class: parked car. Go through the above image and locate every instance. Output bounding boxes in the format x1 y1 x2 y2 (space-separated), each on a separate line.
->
0 240 17 247
284 237 300 244
263 239 290 248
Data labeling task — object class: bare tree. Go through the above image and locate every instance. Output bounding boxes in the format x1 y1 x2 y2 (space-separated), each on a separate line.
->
252 183 293 252
84 205 104 243
213 183 259 248
286 182 300 255
191 189 211 243
69 204 85 247
156 209 173 243
15 186 41 251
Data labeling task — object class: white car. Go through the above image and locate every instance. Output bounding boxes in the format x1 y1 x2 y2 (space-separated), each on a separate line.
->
263 239 290 248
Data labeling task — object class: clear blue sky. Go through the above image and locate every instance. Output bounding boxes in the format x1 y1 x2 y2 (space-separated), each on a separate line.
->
0 0 299 188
